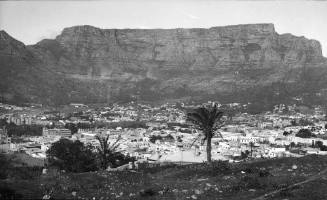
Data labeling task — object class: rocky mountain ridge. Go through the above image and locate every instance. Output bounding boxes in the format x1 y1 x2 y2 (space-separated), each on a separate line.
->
1 24 327 108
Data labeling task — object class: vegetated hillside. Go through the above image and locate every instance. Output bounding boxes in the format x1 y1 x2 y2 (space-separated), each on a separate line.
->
1 155 327 200
1 24 327 108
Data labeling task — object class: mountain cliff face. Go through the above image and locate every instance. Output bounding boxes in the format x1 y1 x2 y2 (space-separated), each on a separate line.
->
1 24 327 107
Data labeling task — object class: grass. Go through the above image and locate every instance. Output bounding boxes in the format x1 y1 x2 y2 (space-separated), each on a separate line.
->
1 155 327 200
268 179 327 200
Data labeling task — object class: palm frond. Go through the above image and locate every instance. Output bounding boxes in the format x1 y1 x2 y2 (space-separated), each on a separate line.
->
187 113 206 130
109 134 121 151
186 104 224 141
189 134 202 148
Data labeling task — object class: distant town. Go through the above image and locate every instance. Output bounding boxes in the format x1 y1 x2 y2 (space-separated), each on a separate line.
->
1 101 327 170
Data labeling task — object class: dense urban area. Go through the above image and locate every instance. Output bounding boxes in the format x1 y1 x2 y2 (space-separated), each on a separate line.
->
1 101 327 165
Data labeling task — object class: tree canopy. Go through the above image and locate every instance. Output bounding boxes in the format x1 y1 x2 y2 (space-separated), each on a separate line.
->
95 135 134 169
186 104 224 162
46 138 98 172
296 129 316 138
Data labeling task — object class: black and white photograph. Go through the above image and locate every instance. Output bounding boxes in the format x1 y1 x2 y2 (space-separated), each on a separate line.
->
1 0 327 199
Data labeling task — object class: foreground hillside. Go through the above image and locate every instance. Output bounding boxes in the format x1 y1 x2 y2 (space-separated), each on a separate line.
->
1 155 327 200
1 24 327 107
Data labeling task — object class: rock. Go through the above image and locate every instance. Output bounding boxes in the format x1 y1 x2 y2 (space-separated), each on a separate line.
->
292 165 298 170
42 195 51 200
223 175 233 180
194 189 203 195
206 183 212 187
1 24 326 106
72 191 77 196
249 189 256 192
191 195 198 199
197 178 208 182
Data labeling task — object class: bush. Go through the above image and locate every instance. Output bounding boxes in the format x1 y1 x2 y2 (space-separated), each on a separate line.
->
239 175 267 190
320 145 327 151
258 168 271 177
296 129 316 138
8 166 43 180
210 160 232 173
0 154 11 179
46 139 98 173
139 188 157 197
149 135 163 143
243 167 259 174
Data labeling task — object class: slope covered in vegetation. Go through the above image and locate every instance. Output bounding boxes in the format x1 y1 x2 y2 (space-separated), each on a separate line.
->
1 155 327 200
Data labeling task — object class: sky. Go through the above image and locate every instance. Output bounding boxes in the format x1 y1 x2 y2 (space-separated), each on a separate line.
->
0 0 327 56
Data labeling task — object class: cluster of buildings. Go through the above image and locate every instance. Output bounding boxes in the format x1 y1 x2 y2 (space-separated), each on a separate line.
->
0 102 327 167
6 115 32 125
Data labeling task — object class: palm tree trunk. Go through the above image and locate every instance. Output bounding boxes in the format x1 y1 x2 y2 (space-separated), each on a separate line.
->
206 137 212 163
250 142 253 157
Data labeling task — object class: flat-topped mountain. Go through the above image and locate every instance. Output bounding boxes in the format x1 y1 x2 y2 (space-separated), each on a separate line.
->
1 24 327 108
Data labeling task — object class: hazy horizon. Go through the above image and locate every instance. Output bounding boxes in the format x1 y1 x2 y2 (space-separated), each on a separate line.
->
1 0 327 56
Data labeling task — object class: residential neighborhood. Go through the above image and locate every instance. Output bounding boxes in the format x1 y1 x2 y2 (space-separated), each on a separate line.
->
1 101 327 169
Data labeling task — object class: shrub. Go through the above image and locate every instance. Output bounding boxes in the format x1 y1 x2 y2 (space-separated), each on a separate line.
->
234 175 267 191
0 154 11 179
258 168 271 177
8 166 43 180
296 129 316 138
210 160 232 173
46 138 98 173
139 188 157 197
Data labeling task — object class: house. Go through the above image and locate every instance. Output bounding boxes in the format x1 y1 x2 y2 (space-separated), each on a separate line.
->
303 147 319 155
43 128 71 138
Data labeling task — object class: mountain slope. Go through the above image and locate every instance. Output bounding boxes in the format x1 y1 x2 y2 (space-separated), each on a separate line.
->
1 24 327 106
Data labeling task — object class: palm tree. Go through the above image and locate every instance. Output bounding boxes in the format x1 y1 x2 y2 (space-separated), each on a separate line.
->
186 104 224 163
95 134 121 169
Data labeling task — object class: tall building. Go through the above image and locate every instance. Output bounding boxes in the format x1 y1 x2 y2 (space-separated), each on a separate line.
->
0 127 10 144
6 115 32 125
